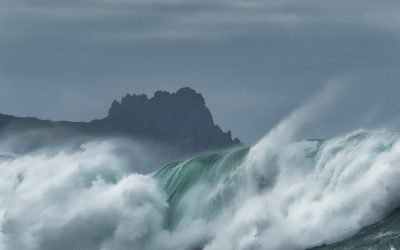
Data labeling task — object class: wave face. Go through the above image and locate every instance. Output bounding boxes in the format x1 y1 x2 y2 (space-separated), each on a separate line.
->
152 130 400 250
1 130 400 249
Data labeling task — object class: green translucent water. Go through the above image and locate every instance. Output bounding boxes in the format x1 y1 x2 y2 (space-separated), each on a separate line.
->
153 147 249 229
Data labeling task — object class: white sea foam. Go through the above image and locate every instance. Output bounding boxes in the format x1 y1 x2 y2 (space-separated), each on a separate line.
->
1 86 400 249
2 131 400 250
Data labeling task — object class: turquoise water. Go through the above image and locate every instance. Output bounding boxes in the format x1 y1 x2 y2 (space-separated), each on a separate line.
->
150 130 400 249
2 130 400 249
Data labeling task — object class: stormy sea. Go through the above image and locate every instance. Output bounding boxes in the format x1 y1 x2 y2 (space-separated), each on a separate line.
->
1 102 400 250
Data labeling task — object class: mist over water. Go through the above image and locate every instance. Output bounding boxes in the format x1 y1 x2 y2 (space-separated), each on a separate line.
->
0 87 399 250
1 127 400 249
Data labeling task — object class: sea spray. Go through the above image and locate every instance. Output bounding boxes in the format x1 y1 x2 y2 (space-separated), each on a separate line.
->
1 130 400 249
154 130 400 250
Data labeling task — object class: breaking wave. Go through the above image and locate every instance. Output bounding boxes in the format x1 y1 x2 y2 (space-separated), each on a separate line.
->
1 128 400 249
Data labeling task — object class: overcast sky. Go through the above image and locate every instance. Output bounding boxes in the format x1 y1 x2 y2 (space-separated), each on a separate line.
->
1 0 400 143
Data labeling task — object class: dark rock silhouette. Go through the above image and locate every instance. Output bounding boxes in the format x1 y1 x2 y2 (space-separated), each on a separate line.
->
0 87 241 156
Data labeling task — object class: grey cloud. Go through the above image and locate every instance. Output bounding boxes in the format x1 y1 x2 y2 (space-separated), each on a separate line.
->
1 0 400 143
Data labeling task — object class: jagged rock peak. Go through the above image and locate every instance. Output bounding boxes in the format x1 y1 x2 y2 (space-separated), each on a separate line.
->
109 87 205 114
106 87 241 154
0 87 241 156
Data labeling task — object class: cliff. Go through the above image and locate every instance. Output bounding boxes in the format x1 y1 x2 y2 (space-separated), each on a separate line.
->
0 87 241 156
